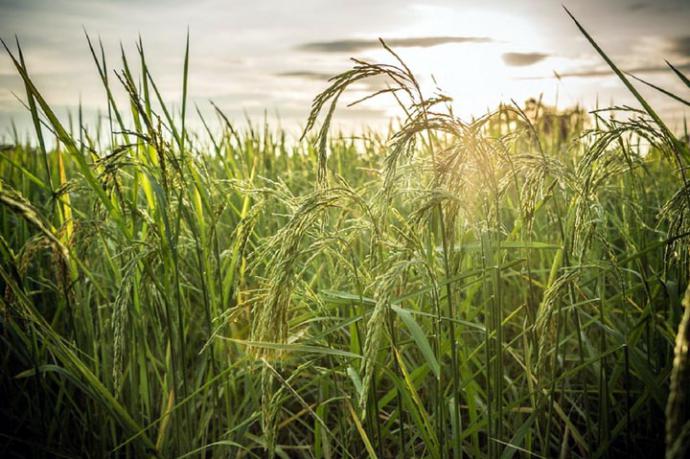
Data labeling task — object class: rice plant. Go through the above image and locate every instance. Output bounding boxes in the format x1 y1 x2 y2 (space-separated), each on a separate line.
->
1 9 689 459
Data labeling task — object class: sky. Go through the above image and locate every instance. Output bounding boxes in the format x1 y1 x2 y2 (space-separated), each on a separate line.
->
0 0 689 139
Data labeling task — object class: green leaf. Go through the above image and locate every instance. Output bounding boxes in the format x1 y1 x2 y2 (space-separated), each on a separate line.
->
392 304 440 380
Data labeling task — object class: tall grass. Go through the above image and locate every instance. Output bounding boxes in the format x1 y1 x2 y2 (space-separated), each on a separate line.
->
1 10 690 458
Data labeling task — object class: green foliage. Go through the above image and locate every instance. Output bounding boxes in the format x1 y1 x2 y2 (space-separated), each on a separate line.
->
1 12 690 459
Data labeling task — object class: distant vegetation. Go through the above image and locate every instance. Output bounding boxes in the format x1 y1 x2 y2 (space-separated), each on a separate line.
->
1 9 689 459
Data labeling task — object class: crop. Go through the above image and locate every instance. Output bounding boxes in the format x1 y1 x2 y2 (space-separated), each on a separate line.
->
1 9 689 459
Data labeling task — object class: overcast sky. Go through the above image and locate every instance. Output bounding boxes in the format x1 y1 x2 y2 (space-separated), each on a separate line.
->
1 0 689 138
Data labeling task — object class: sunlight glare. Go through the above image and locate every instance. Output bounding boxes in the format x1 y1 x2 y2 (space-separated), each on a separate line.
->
361 6 565 120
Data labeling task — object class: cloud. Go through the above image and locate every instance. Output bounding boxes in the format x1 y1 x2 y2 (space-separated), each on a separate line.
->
626 1 690 13
277 70 394 91
502 52 549 66
521 62 690 80
627 2 649 11
296 36 492 53
276 71 334 80
669 36 690 58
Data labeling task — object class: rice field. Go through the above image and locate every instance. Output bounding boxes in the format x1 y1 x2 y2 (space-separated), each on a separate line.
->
1 10 689 459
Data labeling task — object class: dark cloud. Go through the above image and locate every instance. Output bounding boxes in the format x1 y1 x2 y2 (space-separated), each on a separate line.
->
297 36 492 53
669 36 690 58
627 2 649 11
276 71 334 80
522 62 690 80
502 52 549 66
627 1 690 13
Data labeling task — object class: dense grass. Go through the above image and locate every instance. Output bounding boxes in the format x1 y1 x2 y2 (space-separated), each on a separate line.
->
2 12 690 458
